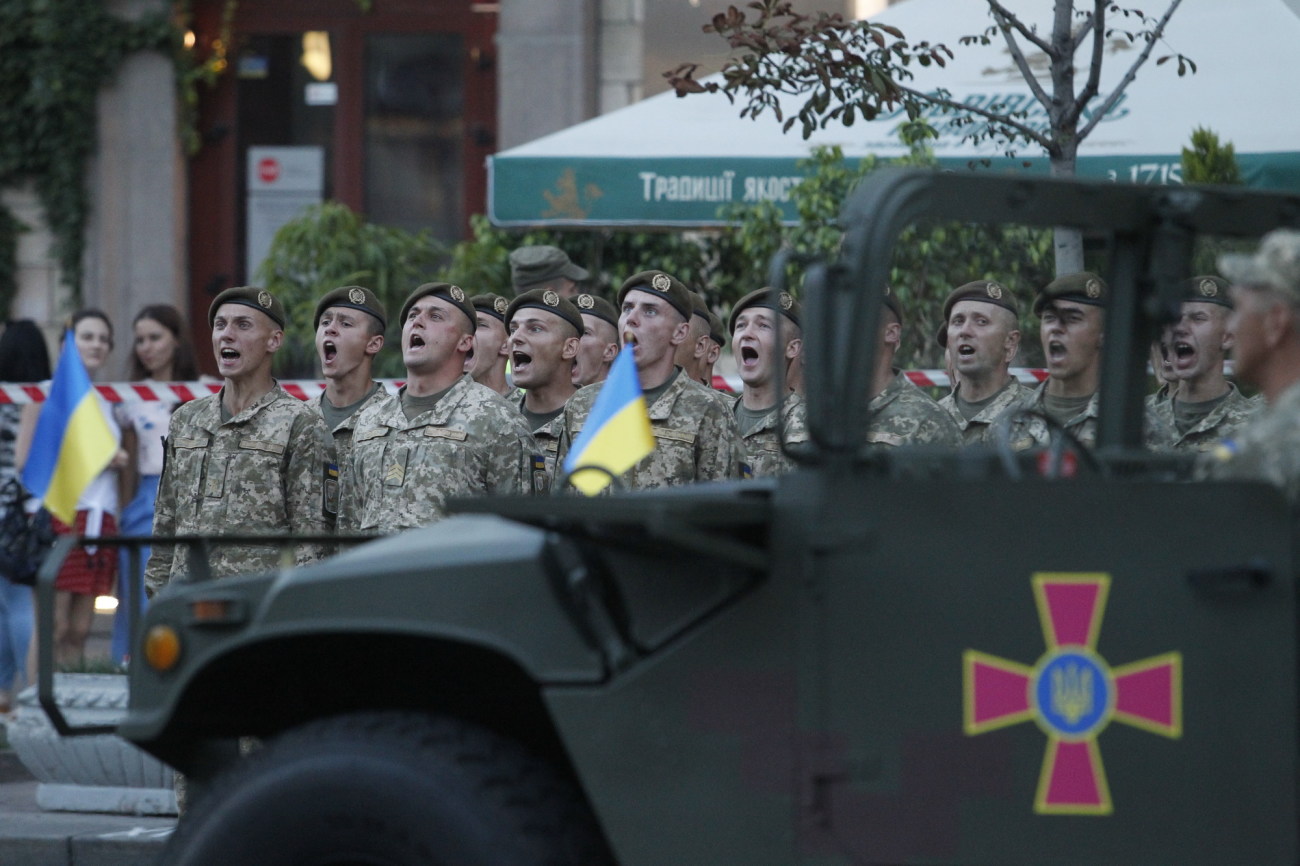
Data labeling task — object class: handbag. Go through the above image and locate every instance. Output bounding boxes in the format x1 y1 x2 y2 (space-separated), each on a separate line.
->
0 478 56 587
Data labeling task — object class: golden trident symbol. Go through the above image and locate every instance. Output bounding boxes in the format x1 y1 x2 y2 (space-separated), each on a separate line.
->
1051 662 1094 726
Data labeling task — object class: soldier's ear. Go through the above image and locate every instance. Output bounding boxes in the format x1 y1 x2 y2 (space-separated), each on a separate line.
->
1005 329 1021 364
456 331 475 355
669 320 691 347
785 337 803 361
561 336 579 361
601 341 619 363
267 329 284 352
365 334 384 357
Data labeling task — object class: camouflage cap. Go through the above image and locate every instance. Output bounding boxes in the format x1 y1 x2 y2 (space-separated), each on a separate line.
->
727 287 802 334
509 245 589 292
942 280 1019 322
617 270 694 322
505 288 583 336
1181 275 1232 308
706 310 727 347
1032 271 1108 315
399 282 476 331
314 285 387 331
209 286 286 329
470 292 511 323
574 293 618 329
1219 229 1300 300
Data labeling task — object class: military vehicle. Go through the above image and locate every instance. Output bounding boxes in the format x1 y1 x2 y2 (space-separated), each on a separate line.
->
37 169 1300 865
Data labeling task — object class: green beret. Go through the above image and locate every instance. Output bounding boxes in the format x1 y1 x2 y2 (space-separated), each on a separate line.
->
509 245 589 292
314 285 387 331
209 286 286 329
707 310 726 347
574 293 618 329
882 285 903 321
398 282 476 331
470 293 511 323
1219 229 1300 300
728 287 802 334
1033 271 1107 315
505 288 583 336
942 280 1019 322
617 270 693 321
936 321 950 349
1181 275 1232 308
688 292 710 324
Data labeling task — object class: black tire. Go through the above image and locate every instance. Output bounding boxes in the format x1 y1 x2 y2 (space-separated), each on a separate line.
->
158 712 615 866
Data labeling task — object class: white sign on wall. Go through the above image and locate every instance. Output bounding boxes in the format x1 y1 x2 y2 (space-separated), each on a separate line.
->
246 146 324 281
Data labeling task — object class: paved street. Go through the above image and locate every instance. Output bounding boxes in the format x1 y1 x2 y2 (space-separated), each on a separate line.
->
0 610 175 865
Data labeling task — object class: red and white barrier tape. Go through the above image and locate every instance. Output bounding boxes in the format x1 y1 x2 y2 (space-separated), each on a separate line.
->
0 372 1057 403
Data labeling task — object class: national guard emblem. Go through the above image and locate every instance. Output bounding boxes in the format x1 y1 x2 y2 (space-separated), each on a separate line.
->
1085 278 1102 299
449 285 465 303
651 274 672 292
577 294 595 310
348 287 366 305
543 290 560 307
257 290 273 308
1199 278 1218 298
987 282 1004 300
493 296 508 315
779 292 794 311
963 574 1181 816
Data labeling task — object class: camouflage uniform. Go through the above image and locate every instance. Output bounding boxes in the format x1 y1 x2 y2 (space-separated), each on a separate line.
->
938 378 1031 446
519 394 563 494
1201 381 1300 503
734 392 808 477
999 382 1173 451
1147 383 1260 453
866 371 962 448
556 369 743 490
342 375 537 532
146 384 337 595
314 385 397 469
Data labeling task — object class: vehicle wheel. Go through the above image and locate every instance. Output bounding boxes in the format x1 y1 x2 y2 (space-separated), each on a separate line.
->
159 711 615 866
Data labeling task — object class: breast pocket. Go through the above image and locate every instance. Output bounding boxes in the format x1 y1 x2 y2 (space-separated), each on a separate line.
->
214 439 288 529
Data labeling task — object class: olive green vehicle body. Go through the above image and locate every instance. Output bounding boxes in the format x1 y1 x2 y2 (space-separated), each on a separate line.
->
44 170 1300 864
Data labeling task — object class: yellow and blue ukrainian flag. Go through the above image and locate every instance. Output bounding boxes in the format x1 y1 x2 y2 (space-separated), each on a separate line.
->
563 345 654 495
21 331 116 524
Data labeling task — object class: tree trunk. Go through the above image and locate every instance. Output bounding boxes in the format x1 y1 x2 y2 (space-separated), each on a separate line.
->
1050 146 1085 275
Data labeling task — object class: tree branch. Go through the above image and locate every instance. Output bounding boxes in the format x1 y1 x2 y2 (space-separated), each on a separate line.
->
1062 0 1107 130
986 8 1055 120
986 0 1052 54
895 82 1056 152
1078 0 1186 140
1070 9 1095 53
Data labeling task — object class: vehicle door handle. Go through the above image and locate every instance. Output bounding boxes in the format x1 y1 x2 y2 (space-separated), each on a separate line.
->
1186 561 1272 595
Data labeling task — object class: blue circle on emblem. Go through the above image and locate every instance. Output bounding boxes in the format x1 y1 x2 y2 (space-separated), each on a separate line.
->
1034 650 1110 738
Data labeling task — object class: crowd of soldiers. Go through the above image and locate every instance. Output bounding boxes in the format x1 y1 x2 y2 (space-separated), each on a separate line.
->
142 229 1300 596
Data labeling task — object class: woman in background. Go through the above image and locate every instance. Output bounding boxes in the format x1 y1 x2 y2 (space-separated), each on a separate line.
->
113 304 197 664
0 321 51 712
18 310 126 671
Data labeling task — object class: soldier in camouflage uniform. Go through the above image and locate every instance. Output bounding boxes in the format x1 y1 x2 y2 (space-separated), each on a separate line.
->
509 245 588 299
1148 276 1259 452
1000 273 1172 451
729 287 807 477
556 270 743 489
674 292 715 387
466 293 516 399
341 283 539 532
865 287 961 447
313 285 396 470
702 309 726 388
571 293 620 388
935 280 1029 445
505 288 582 485
1201 230 1300 502
146 287 336 596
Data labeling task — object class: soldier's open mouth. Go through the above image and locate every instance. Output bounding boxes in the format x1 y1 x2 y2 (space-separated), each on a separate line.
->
323 341 337 362
220 348 239 360
957 344 976 356
512 351 533 371
1047 341 1067 361
740 346 758 363
1174 342 1194 358
409 334 425 349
